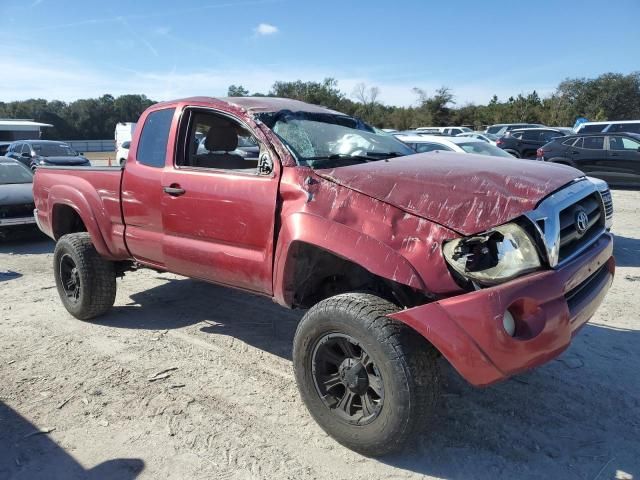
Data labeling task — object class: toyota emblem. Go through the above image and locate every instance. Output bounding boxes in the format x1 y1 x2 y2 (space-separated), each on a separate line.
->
575 210 589 235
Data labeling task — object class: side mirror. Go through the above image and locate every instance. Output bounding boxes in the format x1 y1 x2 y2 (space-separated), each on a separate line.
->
258 153 273 175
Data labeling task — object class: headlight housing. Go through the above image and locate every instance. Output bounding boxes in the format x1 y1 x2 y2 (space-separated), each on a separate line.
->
443 222 541 286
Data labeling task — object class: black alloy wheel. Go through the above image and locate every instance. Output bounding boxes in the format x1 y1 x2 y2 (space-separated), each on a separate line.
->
59 253 81 303
312 333 384 425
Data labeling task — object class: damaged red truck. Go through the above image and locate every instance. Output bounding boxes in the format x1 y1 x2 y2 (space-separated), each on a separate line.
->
33 97 615 456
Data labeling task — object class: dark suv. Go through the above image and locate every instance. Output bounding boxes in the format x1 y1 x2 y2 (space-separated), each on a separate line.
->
496 128 567 159
537 132 640 186
6 140 91 170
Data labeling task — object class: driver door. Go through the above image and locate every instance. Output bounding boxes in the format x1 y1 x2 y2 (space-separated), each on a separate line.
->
160 107 281 294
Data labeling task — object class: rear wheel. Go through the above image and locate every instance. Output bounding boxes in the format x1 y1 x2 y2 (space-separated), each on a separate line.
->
293 292 441 457
53 233 116 320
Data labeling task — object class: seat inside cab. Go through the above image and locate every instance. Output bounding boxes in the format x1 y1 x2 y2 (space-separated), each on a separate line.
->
184 112 260 172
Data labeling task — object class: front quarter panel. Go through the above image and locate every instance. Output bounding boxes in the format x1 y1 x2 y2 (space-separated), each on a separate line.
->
273 167 463 306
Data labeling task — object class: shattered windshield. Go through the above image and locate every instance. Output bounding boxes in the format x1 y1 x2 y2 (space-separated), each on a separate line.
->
257 111 414 168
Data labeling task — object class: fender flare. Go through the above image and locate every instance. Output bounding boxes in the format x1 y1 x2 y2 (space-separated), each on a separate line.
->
48 184 115 259
273 212 425 306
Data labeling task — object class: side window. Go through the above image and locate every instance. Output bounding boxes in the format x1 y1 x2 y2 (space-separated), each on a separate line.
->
573 138 584 149
178 110 262 173
522 131 538 140
542 130 562 142
137 108 175 168
511 132 523 139
21 144 31 154
610 123 640 133
562 137 577 146
609 136 640 151
581 124 607 133
582 136 605 150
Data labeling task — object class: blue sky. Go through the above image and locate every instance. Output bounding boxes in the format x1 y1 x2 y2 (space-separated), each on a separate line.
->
1 0 639 106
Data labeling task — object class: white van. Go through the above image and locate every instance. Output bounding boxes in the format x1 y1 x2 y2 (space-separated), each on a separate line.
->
574 120 640 134
114 122 137 150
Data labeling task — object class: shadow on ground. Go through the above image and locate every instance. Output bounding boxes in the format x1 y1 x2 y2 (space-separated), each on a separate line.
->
0 402 143 480
92 277 302 360
0 229 53 256
382 322 640 479
90 276 639 480
613 234 640 268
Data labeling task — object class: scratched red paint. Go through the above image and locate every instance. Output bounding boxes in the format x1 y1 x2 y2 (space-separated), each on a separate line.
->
32 97 615 386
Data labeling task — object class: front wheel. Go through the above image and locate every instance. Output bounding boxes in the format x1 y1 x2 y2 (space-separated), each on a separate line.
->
53 233 116 320
293 293 441 457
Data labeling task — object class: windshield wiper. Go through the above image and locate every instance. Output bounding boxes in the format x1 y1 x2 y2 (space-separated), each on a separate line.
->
359 151 406 159
307 152 406 164
305 153 376 164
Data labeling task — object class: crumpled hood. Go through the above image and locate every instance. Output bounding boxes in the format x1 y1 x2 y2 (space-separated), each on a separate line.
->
315 152 582 235
0 183 34 206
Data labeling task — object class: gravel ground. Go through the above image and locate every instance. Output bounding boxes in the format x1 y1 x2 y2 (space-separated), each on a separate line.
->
0 189 638 480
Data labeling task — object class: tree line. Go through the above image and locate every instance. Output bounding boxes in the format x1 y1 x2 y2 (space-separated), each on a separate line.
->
1 72 638 140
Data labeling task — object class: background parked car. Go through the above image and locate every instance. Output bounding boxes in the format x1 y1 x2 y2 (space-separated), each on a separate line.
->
538 132 640 186
0 157 36 237
496 128 567 158
485 123 545 136
456 131 499 145
6 140 91 170
415 126 472 135
396 134 516 158
574 120 640 134
116 140 130 166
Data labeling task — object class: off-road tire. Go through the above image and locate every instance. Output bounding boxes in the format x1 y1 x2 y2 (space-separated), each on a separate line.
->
293 292 440 457
53 233 116 320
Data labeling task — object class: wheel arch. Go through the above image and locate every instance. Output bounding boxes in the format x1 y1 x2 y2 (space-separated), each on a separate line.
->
48 185 113 258
273 213 426 308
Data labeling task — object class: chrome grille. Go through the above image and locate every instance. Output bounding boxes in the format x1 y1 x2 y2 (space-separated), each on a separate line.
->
557 193 604 262
600 189 613 220
525 179 606 268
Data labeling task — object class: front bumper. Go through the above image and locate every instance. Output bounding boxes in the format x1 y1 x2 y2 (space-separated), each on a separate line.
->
390 232 614 386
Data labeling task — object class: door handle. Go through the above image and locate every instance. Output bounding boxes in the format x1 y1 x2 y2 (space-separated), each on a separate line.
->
163 185 186 196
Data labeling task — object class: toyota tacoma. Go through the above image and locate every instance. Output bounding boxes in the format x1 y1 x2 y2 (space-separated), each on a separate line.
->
33 97 615 456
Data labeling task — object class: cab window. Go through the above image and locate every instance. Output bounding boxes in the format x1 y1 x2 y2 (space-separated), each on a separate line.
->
137 108 175 168
177 110 262 173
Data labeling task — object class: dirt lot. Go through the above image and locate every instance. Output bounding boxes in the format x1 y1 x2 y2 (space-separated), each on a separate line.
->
1 190 638 480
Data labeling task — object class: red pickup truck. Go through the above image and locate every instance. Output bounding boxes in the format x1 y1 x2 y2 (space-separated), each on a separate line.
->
33 97 614 456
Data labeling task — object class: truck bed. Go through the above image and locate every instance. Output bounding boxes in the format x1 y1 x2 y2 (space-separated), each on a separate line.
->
33 165 129 260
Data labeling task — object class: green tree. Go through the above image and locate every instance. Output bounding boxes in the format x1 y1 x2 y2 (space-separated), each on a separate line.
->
227 85 250 97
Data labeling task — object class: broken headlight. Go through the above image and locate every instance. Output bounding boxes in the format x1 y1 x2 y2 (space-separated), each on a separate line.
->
442 223 541 286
